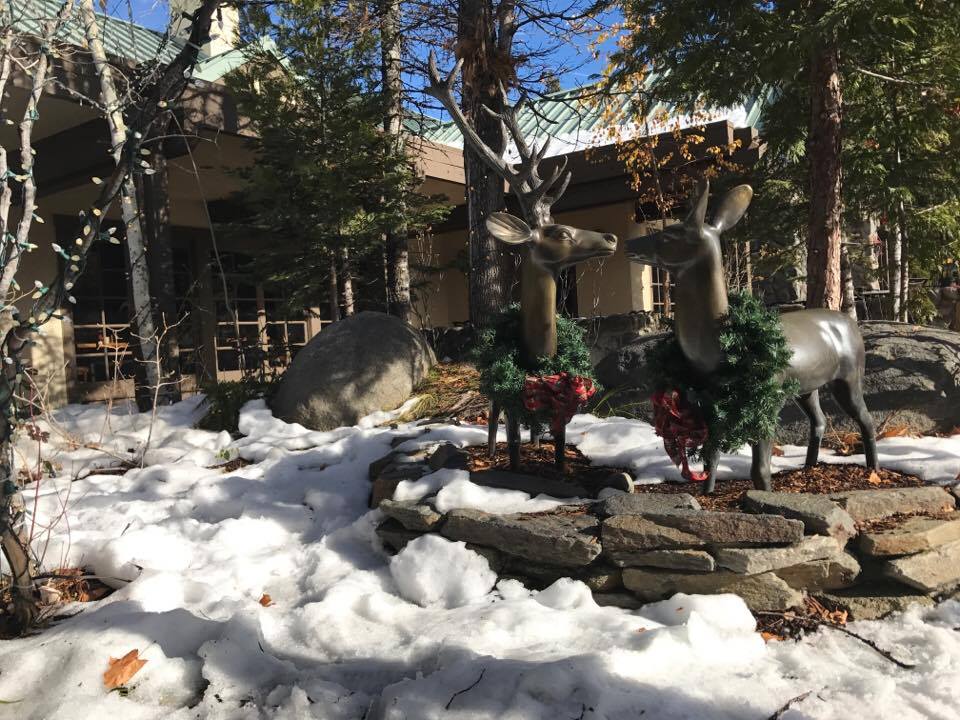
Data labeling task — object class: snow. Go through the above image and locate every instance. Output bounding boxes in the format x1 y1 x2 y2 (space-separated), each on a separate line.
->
390 534 497 608
1 398 959 719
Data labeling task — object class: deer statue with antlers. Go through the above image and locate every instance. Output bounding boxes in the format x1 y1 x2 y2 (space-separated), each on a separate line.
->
425 53 618 469
625 180 878 493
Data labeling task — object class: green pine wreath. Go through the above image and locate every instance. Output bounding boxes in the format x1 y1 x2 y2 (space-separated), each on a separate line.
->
471 305 598 427
647 292 799 460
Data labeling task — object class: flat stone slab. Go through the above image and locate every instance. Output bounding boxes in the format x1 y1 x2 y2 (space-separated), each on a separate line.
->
859 515 960 557
884 538 960 594
595 492 701 518
602 511 803 557
375 518 422 552
378 499 443 532
824 583 935 621
469 469 628 500
829 486 956 523
774 552 861 591
744 490 855 541
619 549 715 572
503 560 622 592
622 568 803 611
441 508 601 567
715 535 841 574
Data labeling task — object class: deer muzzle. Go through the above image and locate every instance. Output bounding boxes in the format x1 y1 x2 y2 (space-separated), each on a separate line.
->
624 233 659 264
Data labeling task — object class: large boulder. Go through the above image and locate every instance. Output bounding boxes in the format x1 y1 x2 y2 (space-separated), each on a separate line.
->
271 311 435 430
593 321 960 442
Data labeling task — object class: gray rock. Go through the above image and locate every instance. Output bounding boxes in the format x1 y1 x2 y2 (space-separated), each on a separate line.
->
378 499 443 532
715 535 841 575
859 515 960 557
504 560 622 592
619 549 716 572
622 568 803 611
743 491 855 542
823 583 935 621
272 311 435 430
593 593 646 610
829 486 956 523
369 461 431 508
602 511 803 556
595 492 701 518
883 538 960 594
427 443 468 471
773 552 861 591
375 518 423 552
441 508 601 567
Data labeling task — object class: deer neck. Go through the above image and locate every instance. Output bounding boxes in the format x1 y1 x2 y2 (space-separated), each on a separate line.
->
673 250 728 375
520 258 557 364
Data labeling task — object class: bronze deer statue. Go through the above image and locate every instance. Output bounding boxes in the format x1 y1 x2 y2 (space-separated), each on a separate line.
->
625 180 878 493
425 53 617 469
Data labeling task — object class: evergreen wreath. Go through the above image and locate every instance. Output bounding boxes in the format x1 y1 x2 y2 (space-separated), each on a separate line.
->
647 292 799 461
471 305 598 427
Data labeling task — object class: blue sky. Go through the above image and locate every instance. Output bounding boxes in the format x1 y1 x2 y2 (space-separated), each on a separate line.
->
111 0 619 91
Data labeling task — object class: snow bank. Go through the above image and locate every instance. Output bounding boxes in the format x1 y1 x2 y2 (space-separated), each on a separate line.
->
1 399 958 719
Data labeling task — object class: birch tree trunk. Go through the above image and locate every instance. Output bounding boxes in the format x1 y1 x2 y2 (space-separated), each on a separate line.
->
805 31 843 311
79 0 162 411
889 219 903 320
840 242 857 319
380 0 412 324
340 247 355 316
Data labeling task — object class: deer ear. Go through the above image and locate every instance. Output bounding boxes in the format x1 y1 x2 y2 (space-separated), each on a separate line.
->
712 185 753 232
486 212 533 245
685 178 710 228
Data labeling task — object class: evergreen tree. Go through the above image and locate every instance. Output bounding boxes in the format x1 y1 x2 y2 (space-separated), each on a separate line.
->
230 0 446 322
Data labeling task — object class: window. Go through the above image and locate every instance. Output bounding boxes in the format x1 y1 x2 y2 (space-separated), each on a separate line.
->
651 266 672 315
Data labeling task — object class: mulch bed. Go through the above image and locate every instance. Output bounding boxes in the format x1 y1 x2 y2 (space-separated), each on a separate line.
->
633 463 925 511
466 441 622 484
857 509 958 533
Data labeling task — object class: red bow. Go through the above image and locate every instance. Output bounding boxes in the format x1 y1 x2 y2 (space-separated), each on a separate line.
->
522 372 596 436
652 389 709 482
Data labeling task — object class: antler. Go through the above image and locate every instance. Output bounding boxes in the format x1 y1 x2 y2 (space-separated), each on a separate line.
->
425 51 572 226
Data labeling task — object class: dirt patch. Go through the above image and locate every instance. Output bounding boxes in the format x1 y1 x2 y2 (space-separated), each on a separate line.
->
633 463 925 512
397 363 489 424
857 509 958 534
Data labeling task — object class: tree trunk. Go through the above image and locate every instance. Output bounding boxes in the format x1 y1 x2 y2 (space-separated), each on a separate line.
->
380 0 412 324
898 208 910 322
889 219 903 320
328 255 341 322
805 34 843 311
840 242 857 319
458 0 513 327
339 247 355 316
139 132 181 404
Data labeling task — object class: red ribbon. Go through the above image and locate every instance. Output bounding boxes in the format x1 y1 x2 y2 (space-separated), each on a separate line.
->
652 389 709 482
522 372 596 436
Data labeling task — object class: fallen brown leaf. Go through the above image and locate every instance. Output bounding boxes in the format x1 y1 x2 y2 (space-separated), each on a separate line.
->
761 631 781 643
259 593 273 607
867 471 882 485
878 425 912 440
771 445 785 457
103 649 147 689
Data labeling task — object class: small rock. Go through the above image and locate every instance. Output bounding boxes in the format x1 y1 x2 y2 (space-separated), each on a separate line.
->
744 490 855 542
441 508 601 567
595 492 701 518
883 538 960 594
715 535 841 575
615 549 715 572
859 515 960 557
829 486 955 523
375 518 423 552
378 499 443 532
622 568 803 611
774 552 861 591
823 583 935 620
606 472 635 493
593 593 645 610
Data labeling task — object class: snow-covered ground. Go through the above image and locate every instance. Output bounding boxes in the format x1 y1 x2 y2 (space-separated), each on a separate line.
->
1 397 959 719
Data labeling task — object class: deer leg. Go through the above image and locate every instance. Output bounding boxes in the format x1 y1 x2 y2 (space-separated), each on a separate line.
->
750 438 773 491
831 378 879 469
507 411 521 470
554 425 566 468
702 451 719 495
487 400 500 459
795 390 826 467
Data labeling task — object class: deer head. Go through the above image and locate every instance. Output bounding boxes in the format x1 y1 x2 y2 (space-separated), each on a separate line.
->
624 180 753 276
425 52 618 263
486 212 616 274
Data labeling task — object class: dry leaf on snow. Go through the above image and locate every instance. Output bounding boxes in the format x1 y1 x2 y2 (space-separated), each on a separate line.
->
259 593 273 607
103 649 147 689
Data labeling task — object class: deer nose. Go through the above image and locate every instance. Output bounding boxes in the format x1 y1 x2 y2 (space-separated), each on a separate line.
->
602 233 617 246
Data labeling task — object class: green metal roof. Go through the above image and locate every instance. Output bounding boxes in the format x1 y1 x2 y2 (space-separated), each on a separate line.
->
10 0 199 66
